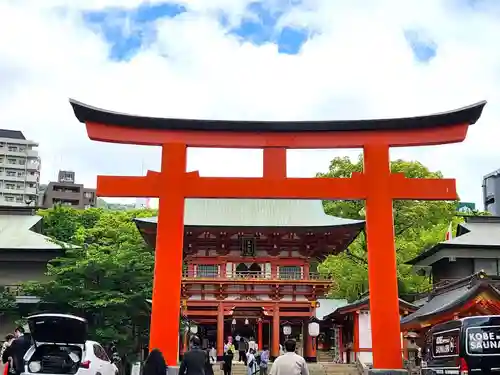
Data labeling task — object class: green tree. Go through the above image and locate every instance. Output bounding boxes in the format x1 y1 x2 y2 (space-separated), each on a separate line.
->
318 155 458 301
0 286 18 318
26 208 157 358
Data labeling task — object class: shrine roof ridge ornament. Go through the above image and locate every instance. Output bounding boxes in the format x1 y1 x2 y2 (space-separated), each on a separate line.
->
69 99 486 133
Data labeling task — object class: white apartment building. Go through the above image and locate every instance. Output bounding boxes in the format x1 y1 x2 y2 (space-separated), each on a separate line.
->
0 130 40 206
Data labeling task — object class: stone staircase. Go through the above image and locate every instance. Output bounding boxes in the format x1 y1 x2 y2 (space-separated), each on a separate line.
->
212 362 359 375
316 350 335 362
321 363 359 375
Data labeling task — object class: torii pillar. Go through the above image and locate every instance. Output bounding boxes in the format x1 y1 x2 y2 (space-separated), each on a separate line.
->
69 99 486 369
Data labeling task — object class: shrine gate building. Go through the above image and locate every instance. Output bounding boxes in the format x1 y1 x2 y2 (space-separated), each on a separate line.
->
135 198 364 361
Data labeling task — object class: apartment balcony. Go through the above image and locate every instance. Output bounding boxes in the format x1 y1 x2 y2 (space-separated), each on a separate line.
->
51 190 82 200
0 161 40 171
0 187 23 195
2 149 39 158
182 270 332 285
0 174 38 183
0 186 37 195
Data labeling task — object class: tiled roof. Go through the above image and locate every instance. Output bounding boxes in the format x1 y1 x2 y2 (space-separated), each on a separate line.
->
0 215 65 250
0 129 25 140
135 199 364 227
400 273 500 328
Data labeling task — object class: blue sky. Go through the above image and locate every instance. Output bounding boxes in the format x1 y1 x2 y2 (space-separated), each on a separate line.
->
81 1 437 62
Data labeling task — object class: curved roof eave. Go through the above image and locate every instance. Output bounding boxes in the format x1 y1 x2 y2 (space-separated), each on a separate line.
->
70 99 487 133
400 282 500 328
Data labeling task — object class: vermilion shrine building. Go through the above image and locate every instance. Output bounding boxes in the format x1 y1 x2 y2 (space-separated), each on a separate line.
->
135 198 364 361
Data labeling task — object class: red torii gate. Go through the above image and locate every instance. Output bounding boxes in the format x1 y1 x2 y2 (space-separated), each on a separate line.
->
70 99 485 369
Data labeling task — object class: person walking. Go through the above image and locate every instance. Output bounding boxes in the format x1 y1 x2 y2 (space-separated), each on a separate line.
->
237 338 247 365
209 346 216 364
179 336 210 375
248 337 256 352
246 349 258 375
2 327 31 375
142 349 167 375
222 349 233 375
224 340 235 355
269 339 309 375
258 345 269 375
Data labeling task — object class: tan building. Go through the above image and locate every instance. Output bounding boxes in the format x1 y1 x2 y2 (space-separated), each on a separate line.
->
39 170 96 209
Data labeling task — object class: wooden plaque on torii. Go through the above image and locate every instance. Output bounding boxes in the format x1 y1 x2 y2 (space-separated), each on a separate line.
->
69 99 486 369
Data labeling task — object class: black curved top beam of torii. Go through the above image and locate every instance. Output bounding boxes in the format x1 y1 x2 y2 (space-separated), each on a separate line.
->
70 99 487 133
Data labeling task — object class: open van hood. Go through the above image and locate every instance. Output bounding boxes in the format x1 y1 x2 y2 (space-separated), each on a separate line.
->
28 314 87 345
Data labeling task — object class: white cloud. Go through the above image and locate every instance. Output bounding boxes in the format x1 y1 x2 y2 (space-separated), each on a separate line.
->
0 0 498 209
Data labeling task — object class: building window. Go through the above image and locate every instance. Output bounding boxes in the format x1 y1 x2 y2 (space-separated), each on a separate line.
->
474 258 499 275
279 266 301 280
7 159 16 164
7 146 17 152
18 159 25 165
4 196 13 202
196 264 218 278
6 171 15 177
15 196 23 202
5 183 15 190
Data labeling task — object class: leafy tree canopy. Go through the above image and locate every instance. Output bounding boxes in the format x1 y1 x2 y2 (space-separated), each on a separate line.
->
317 154 461 301
26 206 157 358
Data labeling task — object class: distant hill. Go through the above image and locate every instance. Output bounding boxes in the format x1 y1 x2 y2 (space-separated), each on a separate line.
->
97 198 136 211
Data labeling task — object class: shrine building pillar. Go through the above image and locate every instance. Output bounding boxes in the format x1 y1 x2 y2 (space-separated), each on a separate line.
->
303 262 310 279
302 321 310 358
271 263 277 279
336 324 344 363
217 303 224 360
353 311 360 361
272 304 280 359
257 318 263 351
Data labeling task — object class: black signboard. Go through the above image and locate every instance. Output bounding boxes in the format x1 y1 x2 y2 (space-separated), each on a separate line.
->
241 237 256 257
432 330 459 357
467 326 500 355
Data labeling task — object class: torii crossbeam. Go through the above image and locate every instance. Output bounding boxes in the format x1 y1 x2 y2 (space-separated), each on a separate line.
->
70 99 486 369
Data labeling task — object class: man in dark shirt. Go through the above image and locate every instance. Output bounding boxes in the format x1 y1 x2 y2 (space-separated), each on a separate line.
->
179 336 210 375
2 326 31 375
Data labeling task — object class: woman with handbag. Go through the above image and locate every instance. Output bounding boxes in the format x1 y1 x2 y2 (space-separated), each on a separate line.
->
246 349 258 375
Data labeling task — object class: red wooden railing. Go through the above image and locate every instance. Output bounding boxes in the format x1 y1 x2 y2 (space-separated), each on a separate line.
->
182 270 329 280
